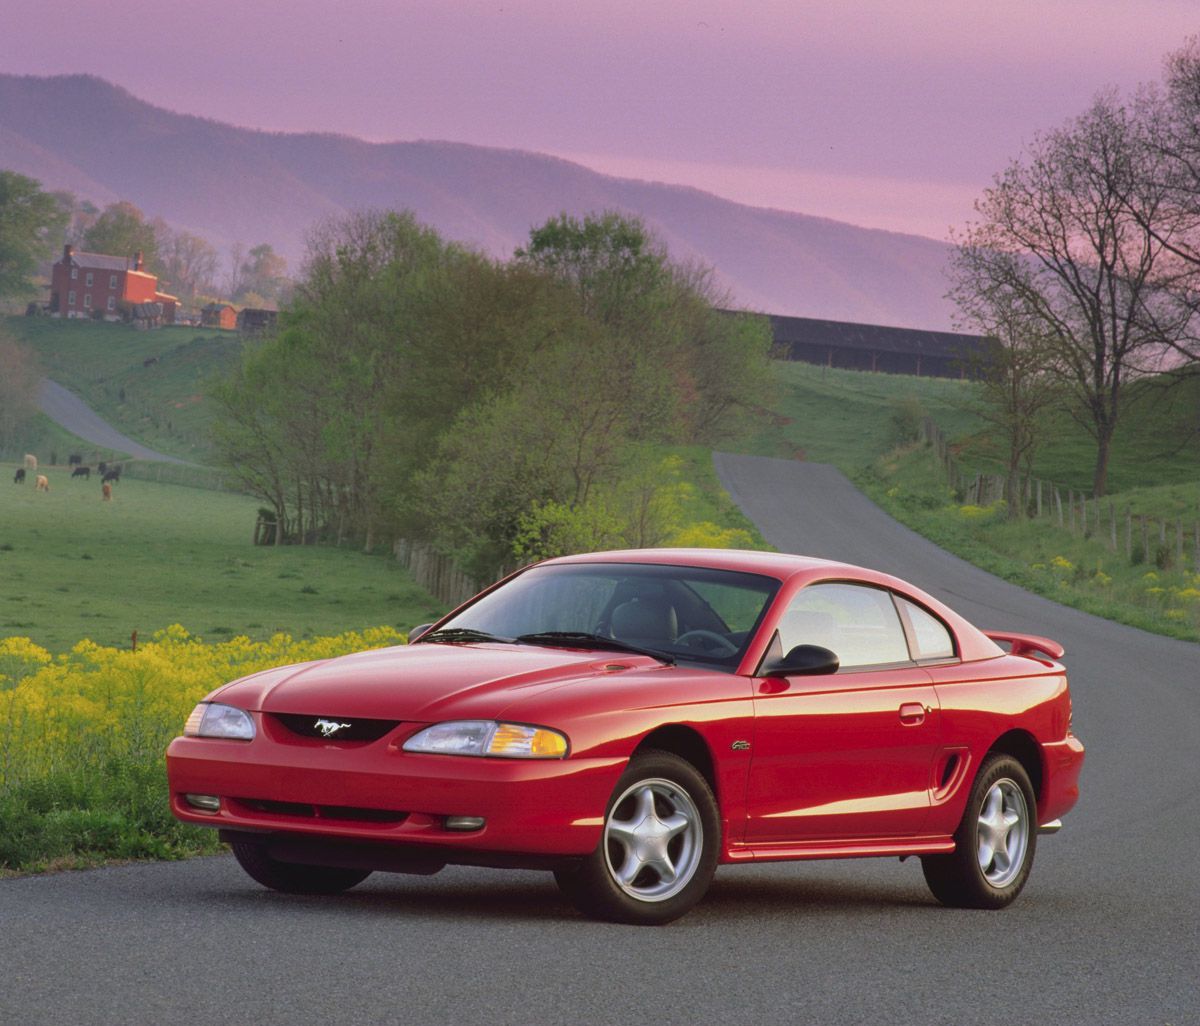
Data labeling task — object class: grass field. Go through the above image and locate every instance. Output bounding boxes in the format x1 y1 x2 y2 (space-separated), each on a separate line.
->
0 465 445 653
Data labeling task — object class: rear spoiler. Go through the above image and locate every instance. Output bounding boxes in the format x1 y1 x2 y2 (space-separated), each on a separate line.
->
984 631 1065 661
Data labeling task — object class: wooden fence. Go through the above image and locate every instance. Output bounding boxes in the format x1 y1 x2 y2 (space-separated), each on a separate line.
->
920 418 1200 573
392 538 513 609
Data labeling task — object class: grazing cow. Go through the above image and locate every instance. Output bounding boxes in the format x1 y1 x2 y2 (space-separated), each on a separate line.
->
24 454 37 473
101 469 121 484
68 454 82 466
35 475 49 492
71 466 91 480
13 467 25 484
102 482 113 501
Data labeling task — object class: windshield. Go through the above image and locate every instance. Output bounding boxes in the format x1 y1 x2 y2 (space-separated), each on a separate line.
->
427 562 780 671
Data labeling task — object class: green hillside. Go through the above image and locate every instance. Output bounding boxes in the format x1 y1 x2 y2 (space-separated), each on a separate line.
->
6 315 244 461
747 359 1199 494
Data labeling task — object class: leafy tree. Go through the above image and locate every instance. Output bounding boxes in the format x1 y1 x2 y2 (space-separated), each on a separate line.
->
82 201 161 273
0 170 68 301
419 213 770 570
214 208 769 568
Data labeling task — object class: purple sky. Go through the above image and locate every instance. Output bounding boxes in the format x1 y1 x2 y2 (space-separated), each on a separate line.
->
3 1 1197 239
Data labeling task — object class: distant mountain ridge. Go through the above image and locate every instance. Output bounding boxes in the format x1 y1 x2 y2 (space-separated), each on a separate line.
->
0 73 958 328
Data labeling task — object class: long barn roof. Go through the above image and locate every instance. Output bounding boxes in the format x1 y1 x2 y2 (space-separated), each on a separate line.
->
765 313 986 359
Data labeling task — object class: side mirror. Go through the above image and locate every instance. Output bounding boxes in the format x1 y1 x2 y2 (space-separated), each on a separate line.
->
765 644 839 676
409 623 434 643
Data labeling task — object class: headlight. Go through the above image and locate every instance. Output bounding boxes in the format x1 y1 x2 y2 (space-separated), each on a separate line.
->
402 720 567 758
183 702 256 741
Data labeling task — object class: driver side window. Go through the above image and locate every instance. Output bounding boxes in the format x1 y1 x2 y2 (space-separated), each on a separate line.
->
778 583 910 669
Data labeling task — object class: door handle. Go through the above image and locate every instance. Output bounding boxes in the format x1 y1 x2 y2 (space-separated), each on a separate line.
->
899 702 928 725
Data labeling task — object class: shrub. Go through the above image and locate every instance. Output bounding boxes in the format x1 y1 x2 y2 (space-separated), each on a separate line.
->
890 396 928 445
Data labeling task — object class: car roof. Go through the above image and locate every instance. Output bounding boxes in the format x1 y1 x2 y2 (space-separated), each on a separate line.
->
543 547 872 580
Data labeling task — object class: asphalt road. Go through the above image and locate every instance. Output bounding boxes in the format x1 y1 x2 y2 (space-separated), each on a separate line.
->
2 454 1197 1025
37 378 194 464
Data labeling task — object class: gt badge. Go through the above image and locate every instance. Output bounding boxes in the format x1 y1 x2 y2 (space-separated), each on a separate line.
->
731 740 751 751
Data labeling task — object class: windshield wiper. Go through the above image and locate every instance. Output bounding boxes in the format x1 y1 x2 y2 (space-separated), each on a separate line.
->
419 627 512 644
515 631 675 665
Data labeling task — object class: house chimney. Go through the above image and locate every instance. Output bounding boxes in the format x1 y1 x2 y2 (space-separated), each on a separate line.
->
64 244 74 260
134 251 144 272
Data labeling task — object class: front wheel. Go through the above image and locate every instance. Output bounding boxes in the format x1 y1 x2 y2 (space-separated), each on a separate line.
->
555 750 720 925
230 839 372 895
922 753 1037 909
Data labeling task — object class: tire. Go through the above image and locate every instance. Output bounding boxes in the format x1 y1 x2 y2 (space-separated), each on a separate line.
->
230 839 372 895
554 749 720 925
922 753 1037 909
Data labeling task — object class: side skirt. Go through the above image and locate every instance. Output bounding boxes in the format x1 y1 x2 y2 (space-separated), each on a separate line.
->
723 836 956 863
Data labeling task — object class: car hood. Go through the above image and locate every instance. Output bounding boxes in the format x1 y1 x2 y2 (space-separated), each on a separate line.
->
216 642 665 721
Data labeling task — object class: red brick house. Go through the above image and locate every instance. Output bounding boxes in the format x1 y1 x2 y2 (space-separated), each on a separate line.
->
49 245 178 324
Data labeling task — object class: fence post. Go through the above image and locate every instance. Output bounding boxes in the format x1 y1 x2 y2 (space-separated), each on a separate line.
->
1055 488 1063 528
1068 490 1075 533
1141 516 1149 562
1110 500 1116 552
1126 508 1132 559
1177 519 1185 569
1081 495 1088 536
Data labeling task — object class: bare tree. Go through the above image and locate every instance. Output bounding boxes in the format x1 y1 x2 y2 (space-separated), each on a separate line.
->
159 228 219 300
949 268 1064 517
225 241 247 300
952 94 1194 496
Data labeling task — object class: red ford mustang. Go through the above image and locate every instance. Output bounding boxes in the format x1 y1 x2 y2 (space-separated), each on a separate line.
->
167 549 1084 924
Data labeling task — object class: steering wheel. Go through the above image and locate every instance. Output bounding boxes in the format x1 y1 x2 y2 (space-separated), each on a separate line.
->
676 629 738 655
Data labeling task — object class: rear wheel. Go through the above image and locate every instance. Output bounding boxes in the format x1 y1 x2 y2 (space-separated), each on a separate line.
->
230 839 372 895
922 753 1037 909
554 750 719 925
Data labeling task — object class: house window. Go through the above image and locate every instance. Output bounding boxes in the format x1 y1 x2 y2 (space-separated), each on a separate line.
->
109 274 118 289
83 293 92 309
86 272 94 286
107 296 116 311
71 267 78 280
68 290 76 306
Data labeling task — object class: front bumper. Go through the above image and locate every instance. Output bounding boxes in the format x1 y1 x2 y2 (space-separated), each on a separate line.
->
166 732 623 858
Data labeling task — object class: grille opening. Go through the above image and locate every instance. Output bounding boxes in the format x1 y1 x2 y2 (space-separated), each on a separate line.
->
235 797 408 824
271 713 400 742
